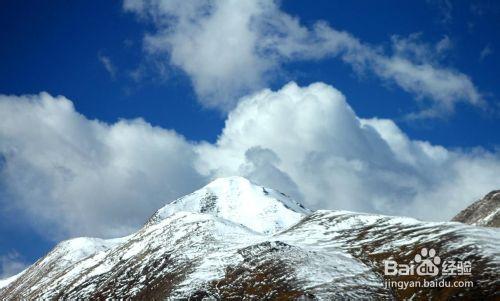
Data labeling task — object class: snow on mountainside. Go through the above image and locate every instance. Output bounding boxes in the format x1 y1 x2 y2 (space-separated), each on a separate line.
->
0 236 128 294
452 190 500 227
1 177 499 300
0 275 22 291
279 210 500 300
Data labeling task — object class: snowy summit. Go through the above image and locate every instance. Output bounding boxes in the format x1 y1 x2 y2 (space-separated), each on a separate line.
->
149 176 310 234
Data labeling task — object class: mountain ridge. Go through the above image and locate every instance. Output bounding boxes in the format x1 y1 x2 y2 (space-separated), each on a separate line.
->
452 190 500 227
1 177 499 300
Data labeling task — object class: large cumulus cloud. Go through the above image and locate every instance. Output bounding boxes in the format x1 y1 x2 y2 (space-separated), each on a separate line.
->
197 82 500 220
0 93 205 239
1 84 498 239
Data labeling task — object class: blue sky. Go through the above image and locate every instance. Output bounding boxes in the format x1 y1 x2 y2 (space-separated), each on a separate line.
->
0 0 499 278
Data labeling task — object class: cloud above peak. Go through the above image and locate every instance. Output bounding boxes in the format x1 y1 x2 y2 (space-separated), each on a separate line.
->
197 82 498 218
1 83 498 240
124 0 483 116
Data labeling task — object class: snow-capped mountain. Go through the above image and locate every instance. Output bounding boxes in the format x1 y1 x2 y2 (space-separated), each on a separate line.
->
147 177 310 234
452 190 500 227
1 177 499 300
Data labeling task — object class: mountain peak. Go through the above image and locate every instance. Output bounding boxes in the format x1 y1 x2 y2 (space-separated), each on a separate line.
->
148 176 310 234
452 190 500 227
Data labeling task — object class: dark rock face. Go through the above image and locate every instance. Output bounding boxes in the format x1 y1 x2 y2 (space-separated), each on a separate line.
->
452 190 500 227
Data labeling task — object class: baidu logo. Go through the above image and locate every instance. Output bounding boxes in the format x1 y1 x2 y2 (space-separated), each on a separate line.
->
384 247 471 277
414 248 440 276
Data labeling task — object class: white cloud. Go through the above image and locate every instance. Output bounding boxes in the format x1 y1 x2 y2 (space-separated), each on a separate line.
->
124 0 483 116
390 34 452 62
0 93 205 239
0 252 27 279
195 82 500 220
1 85 498 240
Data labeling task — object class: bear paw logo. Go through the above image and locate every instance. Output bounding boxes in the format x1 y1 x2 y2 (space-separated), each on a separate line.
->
415 248 441 276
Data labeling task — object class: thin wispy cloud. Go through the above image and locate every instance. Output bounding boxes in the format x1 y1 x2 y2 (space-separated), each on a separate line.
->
427 0 453 24
124 0 483 118
98 53 117 79
480 45 493 61
435 35 452 54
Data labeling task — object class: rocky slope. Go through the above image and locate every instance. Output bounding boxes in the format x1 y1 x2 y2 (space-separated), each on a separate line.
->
1 177 499 300
452 190 500 227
